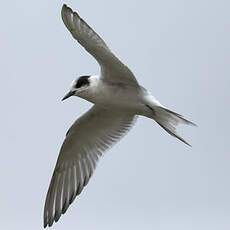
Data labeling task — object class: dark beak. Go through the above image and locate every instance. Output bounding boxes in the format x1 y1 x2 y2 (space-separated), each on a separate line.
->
62 91 75 101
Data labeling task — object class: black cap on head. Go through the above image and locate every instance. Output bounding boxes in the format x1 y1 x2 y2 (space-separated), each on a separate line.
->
75 75 90 88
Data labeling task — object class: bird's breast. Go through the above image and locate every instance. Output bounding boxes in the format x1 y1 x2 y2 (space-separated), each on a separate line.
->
91 82 143 113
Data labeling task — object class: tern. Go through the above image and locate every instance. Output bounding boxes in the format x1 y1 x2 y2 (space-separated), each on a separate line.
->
44 4 196 228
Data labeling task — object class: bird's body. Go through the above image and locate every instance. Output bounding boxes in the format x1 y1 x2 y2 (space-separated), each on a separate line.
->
77 75 151 114
43 4 196 228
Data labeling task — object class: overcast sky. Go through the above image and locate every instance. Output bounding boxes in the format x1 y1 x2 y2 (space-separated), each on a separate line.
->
1 0 230 229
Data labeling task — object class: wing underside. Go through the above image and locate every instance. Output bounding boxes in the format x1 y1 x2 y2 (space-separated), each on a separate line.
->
44 105 136 227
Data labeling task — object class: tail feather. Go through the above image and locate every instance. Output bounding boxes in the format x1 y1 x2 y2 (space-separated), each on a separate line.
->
163 108 197 127
153 106 196 147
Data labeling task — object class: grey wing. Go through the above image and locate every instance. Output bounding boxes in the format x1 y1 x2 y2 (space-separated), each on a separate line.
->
61 4 139 86
43 105 137 227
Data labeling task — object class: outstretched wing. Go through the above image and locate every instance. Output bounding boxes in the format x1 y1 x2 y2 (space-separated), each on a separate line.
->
61 4 139 86
44 105 136 227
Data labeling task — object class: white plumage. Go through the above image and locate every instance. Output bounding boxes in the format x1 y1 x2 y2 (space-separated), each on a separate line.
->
43 4 196 228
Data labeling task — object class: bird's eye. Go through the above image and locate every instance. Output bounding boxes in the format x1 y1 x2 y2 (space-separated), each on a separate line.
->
75 76 90 88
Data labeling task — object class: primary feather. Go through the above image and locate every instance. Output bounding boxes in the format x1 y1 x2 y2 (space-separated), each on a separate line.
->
44 106 136 227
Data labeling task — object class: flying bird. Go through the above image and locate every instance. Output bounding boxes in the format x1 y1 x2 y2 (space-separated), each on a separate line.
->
44 4 196 228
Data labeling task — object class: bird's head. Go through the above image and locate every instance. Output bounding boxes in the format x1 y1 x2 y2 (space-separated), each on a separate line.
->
62 75 98 101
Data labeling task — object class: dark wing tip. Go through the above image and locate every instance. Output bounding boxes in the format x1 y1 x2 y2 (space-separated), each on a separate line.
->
62 4 79 18
62 4 69 15
61 4 69 17
61 4 81 34
62 4 68 12
43 217 54 228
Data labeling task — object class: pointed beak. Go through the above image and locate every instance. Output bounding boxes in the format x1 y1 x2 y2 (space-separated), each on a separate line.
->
62 91 75 101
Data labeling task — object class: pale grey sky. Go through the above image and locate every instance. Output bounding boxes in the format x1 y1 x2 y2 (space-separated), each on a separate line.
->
1 0 230 229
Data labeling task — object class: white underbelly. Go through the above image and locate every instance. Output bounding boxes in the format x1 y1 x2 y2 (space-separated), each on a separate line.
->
93 83 142 112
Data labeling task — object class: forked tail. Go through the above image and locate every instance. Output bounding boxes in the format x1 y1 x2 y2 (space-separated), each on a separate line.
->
152 106 196 146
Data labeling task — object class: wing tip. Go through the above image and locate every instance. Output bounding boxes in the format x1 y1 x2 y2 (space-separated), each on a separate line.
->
62 4 68 11
61 4 70 16
61 3 81 32
61 4 68 16
43 217 54 228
